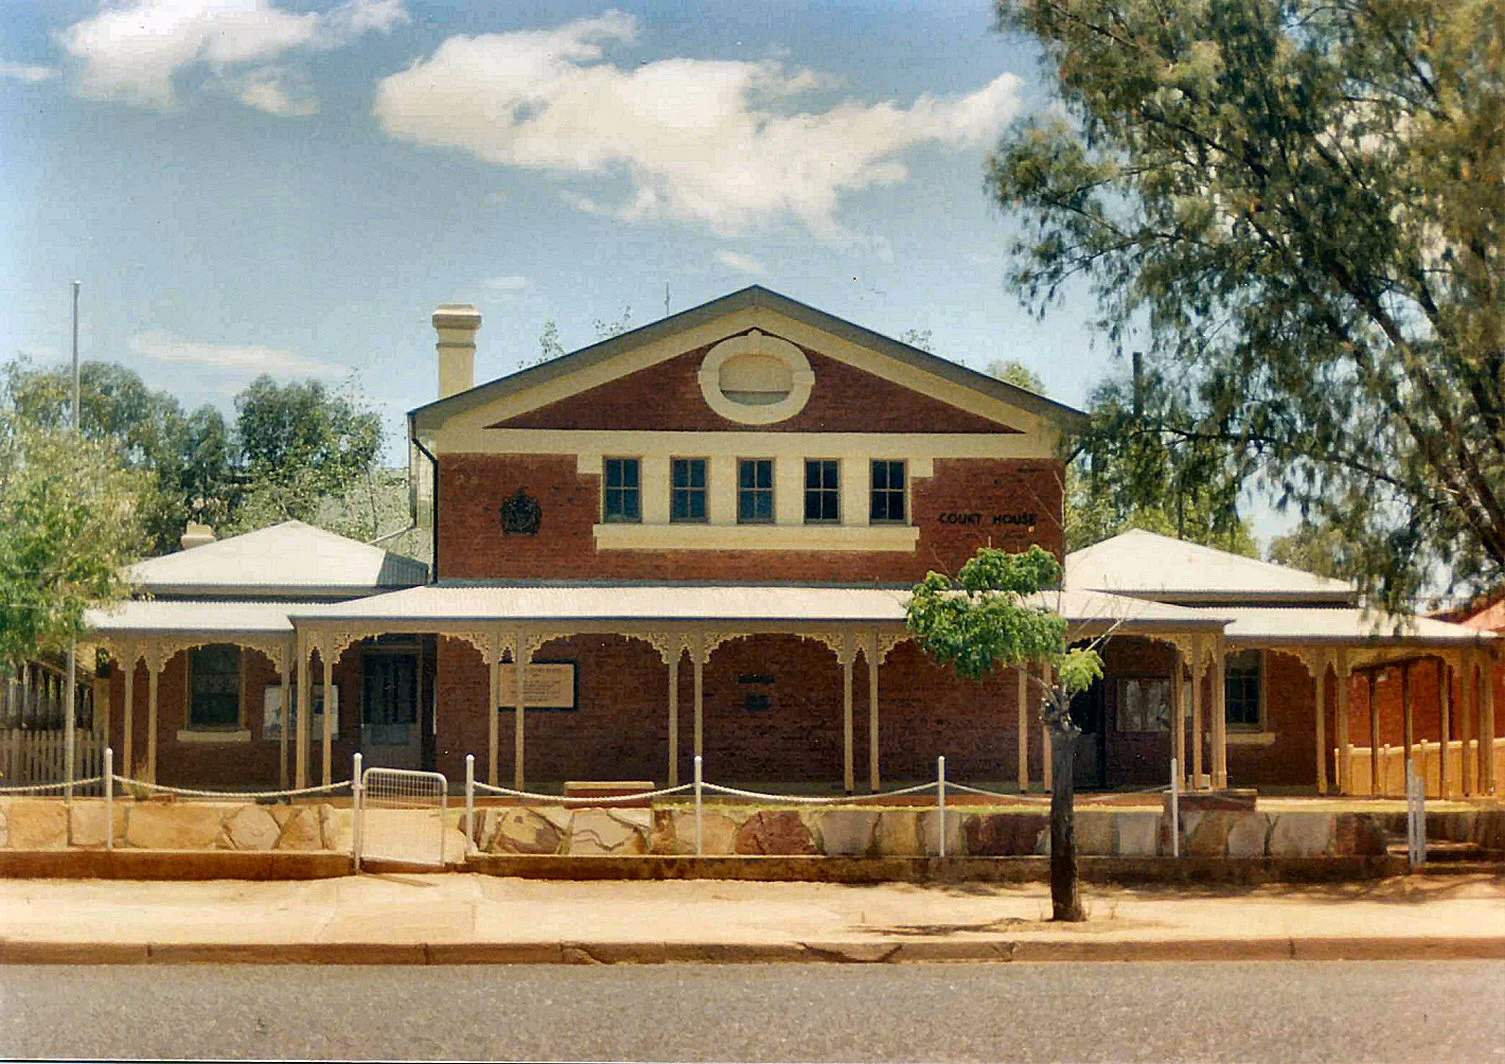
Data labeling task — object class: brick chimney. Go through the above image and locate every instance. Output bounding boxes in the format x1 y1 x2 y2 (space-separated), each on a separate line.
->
433 304 482 400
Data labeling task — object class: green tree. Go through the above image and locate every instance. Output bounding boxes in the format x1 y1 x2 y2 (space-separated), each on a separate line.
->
592 306 634 341
906 545 1104 921
985 0 1504 609
3 359 234 553
0 388 148 671
537 320 565 363
229 376 383 532
986 359 1044 392
1267 521 1357 581
1066 359 1258 554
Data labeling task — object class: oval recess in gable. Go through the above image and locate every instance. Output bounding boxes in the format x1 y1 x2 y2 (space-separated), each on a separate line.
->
696 330 815 424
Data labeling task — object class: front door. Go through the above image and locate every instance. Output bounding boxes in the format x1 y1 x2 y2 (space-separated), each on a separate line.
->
361 653 421 770
1070 677 1107 789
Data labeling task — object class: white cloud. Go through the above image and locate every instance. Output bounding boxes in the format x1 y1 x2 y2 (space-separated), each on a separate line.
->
1 61 57 83
715 250 765 275
231 66 318 116
57 0 407 111
373 12 1022 239
130 328 343 378
483 274 530 291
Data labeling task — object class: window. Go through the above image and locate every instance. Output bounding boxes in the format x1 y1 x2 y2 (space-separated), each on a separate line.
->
188 644 241 729
1225 650 1262 728
671 458 708 523
804 460 840 523
870 460 907 523
603 457 641 523
1117 678 1172 732
737 459 774 524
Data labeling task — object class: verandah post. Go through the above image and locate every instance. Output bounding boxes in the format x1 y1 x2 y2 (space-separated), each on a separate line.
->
667 651 680 788
1169 756 1179 858
464 753 475 848
103 747 113 852
693 754 703 857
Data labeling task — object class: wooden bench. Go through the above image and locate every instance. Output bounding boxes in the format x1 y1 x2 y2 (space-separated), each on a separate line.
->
562 780 658 808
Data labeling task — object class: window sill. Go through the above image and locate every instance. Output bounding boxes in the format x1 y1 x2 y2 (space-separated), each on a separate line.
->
1226 730 1277 747
175 729 251 744
593 522 920 552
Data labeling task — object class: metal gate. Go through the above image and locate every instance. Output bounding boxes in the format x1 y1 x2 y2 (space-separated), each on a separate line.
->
356 767 448 868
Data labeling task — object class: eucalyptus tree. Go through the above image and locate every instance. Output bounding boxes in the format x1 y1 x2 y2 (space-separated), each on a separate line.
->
987 0 1504 607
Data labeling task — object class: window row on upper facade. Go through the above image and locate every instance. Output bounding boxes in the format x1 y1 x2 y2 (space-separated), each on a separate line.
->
602 457 908 526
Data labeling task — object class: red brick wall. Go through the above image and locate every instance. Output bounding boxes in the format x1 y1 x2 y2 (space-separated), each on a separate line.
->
1225 650 1317 788
491 340 1018 434
1349 658 1449 747
107 645 362 789
437 454 1065 582
433 633 1031 787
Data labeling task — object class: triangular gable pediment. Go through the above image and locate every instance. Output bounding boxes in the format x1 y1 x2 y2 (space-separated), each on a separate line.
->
412 287 1086 440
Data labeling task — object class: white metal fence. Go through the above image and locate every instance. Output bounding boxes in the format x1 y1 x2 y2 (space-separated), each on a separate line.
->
357 765 448 868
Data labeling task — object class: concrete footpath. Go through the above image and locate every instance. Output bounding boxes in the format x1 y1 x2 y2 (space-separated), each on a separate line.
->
2 872 1503 964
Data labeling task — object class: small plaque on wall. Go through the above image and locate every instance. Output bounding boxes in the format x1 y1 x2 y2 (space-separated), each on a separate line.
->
496 663 577 710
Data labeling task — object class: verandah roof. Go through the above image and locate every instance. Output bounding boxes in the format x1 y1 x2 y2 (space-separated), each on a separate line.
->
1205 606 1496 649
84 584 1495 650
283 582 1224 633
85 599 294 637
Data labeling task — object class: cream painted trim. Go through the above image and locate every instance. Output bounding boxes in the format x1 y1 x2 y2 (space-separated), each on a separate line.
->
439 305 1055 443
593 523 920 552
174 728 252 744
1226 730 1278 747
447 427 1050 461
698 331 814 424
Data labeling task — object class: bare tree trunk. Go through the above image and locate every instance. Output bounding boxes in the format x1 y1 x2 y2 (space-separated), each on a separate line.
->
1049 721 1085 922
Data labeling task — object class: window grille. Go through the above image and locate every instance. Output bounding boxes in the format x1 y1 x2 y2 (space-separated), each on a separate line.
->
671 457 708 523
603 457 641 523
804 459 840 523
737 459 774 524
870 460 907 523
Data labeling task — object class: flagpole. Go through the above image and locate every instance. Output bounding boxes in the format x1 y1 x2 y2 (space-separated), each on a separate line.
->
64 280 79 802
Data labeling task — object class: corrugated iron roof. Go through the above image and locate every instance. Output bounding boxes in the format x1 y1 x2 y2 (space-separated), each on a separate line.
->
85 600 294 636
128 520 427 596
285 582 1223 631
1065 530 1356 603
1206 606 1495 647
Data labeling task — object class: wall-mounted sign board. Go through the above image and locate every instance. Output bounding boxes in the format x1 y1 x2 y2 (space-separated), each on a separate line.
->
495 662 577 710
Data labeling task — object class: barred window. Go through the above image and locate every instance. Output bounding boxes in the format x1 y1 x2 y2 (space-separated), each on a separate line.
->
870 460 907 523
188 644 241 729
737 459 775 524
804 460 839 523
1225 650 1262 728
671 458 708 523
603 457 641 523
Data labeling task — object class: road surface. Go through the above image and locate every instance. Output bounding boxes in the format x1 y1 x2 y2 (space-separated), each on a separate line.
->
3 961 1500 1061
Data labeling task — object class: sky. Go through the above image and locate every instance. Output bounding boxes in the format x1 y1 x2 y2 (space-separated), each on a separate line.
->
1 0 1128 466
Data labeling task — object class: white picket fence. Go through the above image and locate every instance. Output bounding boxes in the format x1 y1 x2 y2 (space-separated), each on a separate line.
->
0 729 103 786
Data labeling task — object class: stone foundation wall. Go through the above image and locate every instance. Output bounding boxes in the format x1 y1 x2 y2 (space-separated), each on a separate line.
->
0 799 351 852
2 798 1501 862
471 804 1505 860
